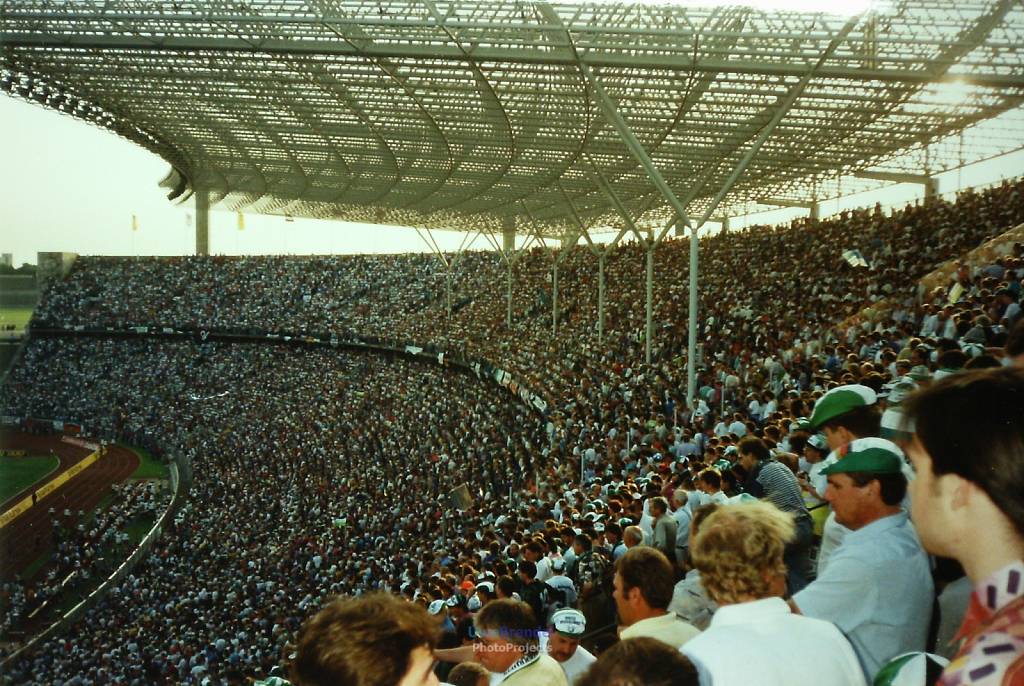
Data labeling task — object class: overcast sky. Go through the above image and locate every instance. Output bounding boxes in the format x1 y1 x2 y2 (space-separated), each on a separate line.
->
2 90 1022 268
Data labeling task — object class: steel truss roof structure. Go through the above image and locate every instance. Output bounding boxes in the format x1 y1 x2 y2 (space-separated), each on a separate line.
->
2 0 1024 239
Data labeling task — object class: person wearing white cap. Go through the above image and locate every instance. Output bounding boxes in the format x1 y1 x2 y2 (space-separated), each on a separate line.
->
541 609 595 685
790 438 933 683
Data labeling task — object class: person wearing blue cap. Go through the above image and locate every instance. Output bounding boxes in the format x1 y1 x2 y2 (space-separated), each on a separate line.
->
790 438 932 683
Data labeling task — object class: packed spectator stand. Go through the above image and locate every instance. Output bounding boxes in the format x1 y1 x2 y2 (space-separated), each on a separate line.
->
0 177 1023 685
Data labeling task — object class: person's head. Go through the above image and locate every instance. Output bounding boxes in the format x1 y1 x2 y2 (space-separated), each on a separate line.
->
547 608 586 663
820 438 907 530
495 575 516 599
697 469 721 493
690 502 794 605
902 367 1024 567
736 436 770 471
1005 319 1024 367
575 637 699 686
473 599 539 673
517 560 537 583
808 384 880 449
613 546 674 625
292 593 440 686
803 433 829 464
649 496 669 517
446 663 490 686
622 525 643 548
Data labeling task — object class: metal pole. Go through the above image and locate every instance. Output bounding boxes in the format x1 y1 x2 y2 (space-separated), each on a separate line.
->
598 252 606 343
195 190 209 256
446 271 453 319
687 225 699 406
506 260 513 328
645 245 654 364
552 262 559 336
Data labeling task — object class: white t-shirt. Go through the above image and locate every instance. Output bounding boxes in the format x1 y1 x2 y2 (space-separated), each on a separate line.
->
537 632 596 685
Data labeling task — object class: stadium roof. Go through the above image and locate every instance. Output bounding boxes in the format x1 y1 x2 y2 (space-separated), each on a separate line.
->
2 0 1024 238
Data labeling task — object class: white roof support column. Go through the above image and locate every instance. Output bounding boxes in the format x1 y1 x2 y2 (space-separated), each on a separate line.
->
415 225 480 320
561 178 632 345
520 203 579 339
194 189 210 256
484 219 542 331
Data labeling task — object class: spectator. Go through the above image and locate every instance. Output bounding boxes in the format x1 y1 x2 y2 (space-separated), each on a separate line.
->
736 436 813 593
612 547 699 648
291 593 440 686
682 501 865 686
791 438 933 682
647 496 677 564
668 504 719 631
902 367 1024 686
544 609 596 685
473 599 567 686
446 662 490 686
806 384 882 573
575 637 698 686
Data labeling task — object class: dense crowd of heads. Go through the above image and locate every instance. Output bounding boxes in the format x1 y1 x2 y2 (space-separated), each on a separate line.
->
0 178 1022 685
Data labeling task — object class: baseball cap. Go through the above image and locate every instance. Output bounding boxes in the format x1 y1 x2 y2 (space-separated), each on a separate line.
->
808 385 877 429
806 433 829 452
551 558 566 572
550 609 586 637
428 600 445 615
820 437 904 476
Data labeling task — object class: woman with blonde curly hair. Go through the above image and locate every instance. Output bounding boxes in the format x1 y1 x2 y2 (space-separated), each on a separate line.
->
680 501 866 686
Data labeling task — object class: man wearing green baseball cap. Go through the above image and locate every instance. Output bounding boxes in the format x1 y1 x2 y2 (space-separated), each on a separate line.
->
807 384 882 574
790 437 933 683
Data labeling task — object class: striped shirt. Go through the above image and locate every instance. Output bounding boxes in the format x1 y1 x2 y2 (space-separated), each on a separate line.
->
746 461 809 514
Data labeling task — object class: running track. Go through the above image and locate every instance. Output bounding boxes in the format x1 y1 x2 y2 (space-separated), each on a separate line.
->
0 433 139 581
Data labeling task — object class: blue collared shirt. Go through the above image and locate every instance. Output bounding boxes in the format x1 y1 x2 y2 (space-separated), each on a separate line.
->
793 511 933 682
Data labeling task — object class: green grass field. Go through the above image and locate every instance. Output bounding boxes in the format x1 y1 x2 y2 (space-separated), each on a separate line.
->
125 445 170 480
0 308 33 331
0 454 59 503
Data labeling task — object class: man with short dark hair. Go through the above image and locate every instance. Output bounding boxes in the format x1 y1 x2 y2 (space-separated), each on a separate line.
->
648 496 677 563
736 435 813 593
517 560 546 628
902 367 1024 686
473 598 567 686
791 438 932 683
613 547 699 649
575 637 698 686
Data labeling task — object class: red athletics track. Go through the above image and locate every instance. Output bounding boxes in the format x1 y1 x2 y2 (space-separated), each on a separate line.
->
0 432 139 581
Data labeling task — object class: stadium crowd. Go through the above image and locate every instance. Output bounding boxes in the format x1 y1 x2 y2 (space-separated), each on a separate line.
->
0 481 168 652
0 177 1022 685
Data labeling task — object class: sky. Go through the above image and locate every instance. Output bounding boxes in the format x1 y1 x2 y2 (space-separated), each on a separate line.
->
2 84 1023 268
